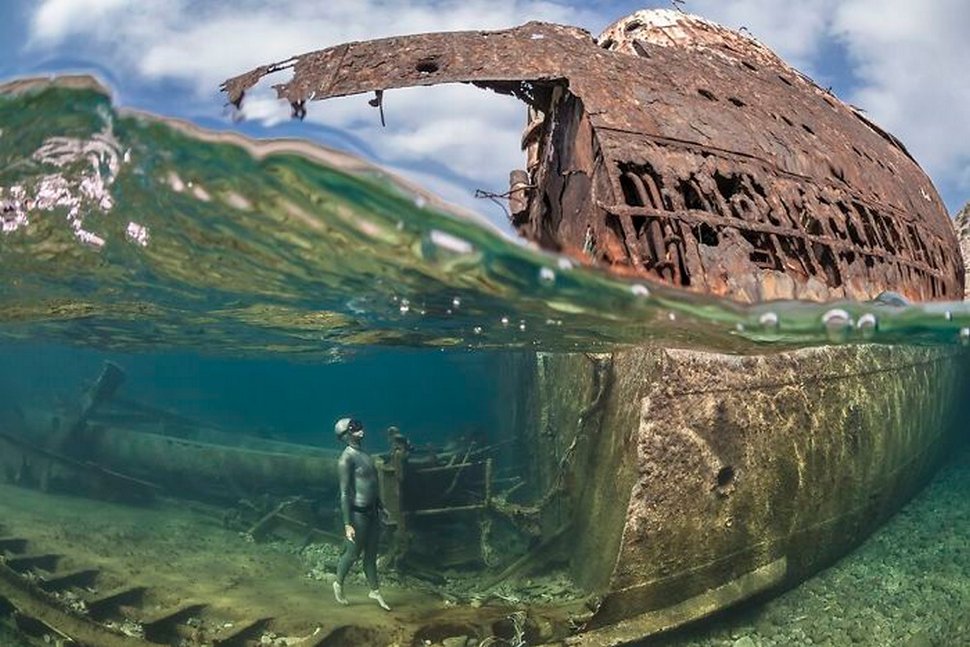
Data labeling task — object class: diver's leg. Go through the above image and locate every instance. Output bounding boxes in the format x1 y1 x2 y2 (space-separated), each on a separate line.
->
362 513 379 589
363 514 390 611
333 516 363 604
335 535 361 585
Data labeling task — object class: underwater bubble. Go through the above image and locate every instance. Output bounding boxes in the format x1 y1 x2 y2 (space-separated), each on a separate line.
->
191 184 211 202
167 171 185 192
822 308 851 326
735 323 745 332
630 284 650 297
500 316 509 327
125 221 150 247
414 195 428 208
857 313 878 338
428 229 474 255
538 267 556 284
945 310 953 321
822 308 852 341
399 299 410 314
222 191 252 211
557 257 574 270
519 321 527 331
961 327 970 345
473 326 483 335
452 297 461 309
758 311 779 329
668 312 677 322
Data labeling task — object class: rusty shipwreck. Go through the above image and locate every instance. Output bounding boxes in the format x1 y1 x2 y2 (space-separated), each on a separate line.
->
221 8 968 644
1 9 968 647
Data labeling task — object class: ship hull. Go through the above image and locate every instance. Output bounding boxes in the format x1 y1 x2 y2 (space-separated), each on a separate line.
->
524 344 967 644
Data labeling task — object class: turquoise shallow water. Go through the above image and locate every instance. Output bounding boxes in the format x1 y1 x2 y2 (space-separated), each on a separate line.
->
2 79 970 359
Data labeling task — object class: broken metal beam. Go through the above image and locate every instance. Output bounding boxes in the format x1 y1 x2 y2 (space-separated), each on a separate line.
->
4 554 60 574
85 585 147 621
37 568 100 593
0 537 28 555
221 22 590 110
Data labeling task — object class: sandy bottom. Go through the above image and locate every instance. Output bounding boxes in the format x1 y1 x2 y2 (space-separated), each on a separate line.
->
2 444 967 646
0 484 473 644
651 442 970 647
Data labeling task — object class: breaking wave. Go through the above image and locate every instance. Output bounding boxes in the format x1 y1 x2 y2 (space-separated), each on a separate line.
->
2 77 969 359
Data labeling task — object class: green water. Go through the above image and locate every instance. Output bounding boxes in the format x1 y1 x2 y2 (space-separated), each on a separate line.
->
1 77 968 647
2 79 969 358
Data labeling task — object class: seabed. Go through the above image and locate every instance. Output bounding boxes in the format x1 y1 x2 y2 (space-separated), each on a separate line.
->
0 478 582 647
1 441 967 647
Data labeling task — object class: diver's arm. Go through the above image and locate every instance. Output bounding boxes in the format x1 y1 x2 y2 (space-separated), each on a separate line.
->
338 451 355 540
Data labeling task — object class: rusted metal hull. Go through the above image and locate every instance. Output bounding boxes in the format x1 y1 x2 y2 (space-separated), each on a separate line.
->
525 344 966 644
88 427 340 501
0 420 340 503
224 11 963 303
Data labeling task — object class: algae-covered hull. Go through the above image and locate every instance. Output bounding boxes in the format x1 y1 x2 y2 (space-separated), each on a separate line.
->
525 343 966 644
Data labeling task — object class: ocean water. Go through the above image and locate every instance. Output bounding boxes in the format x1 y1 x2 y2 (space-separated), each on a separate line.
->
0 79 968 647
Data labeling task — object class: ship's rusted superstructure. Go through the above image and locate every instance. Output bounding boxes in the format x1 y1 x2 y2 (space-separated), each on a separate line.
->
223 10 963 303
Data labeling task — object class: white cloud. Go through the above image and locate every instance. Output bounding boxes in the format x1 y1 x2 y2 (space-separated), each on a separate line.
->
25 0 970 216
832 0 970 184
30 0 130 42
26 0 610 226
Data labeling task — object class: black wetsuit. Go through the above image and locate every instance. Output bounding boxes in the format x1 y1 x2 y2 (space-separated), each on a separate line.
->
335 443 380 590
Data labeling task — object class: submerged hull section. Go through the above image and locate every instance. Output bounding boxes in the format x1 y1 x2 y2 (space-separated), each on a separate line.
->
526 344 966 644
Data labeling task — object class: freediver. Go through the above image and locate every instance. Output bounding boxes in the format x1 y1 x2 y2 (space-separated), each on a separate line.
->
332 417 391 611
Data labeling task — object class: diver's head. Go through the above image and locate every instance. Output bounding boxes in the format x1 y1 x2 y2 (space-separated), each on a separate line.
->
334 417 365 444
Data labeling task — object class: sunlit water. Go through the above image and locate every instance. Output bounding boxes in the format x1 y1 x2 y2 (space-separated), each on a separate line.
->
2 78 970 359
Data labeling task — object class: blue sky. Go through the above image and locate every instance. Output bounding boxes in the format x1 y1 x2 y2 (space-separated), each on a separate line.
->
2 1 968 228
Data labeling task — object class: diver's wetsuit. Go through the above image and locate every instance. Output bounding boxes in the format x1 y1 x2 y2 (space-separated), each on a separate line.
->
335 443 380 590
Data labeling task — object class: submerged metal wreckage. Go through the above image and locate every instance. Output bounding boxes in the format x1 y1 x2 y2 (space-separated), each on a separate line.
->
223 10 963 303
2 9 968 647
